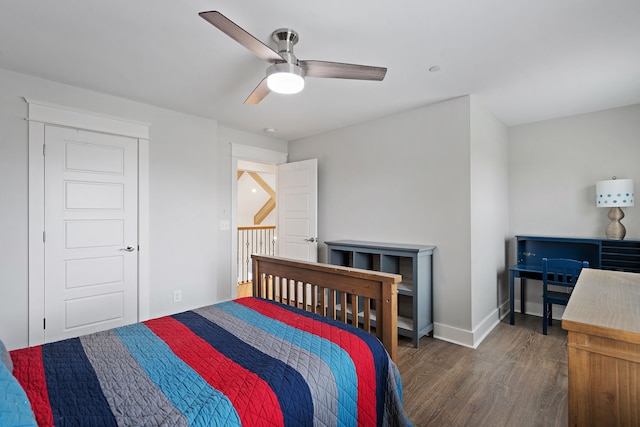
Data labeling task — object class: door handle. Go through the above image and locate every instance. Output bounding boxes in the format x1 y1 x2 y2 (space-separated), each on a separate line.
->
304 237 317 243
121 246 136 252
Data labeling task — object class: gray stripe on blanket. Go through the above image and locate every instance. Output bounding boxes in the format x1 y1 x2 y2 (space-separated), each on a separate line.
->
80 329 189 427
194 305 339 427
383 358 412 427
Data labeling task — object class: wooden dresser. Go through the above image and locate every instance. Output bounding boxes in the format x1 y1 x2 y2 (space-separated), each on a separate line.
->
562 268 640 426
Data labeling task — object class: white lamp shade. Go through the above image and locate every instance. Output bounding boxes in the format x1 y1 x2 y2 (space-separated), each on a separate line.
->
596 179 634 207
266 63 305 94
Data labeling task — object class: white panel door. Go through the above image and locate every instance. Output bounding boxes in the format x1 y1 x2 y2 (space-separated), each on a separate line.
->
44 125 138 343
277 159 318 262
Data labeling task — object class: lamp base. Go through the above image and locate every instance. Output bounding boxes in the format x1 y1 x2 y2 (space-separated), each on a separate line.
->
606 207 626 240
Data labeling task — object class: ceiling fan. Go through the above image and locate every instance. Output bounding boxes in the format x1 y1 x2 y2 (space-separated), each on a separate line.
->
199 11 388 104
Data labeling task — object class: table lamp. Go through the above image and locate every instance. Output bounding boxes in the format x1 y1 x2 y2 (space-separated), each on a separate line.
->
596 177 634 240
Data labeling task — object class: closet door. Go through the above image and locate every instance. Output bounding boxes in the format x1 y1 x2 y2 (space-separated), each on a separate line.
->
44 125 139 343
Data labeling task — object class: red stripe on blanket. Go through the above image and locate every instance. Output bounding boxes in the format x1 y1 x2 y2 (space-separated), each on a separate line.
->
145 316 284 427
236 297 378 427
10 346 55 427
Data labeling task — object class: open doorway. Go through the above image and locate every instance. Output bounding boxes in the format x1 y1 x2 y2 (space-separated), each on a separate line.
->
229 144 317 299
236 160 277 296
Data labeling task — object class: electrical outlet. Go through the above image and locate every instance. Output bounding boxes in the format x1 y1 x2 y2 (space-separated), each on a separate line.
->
220 220 230 231
173 290 182 303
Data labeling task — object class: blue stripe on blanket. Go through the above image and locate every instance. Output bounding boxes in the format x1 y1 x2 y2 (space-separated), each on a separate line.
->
216 300 358 425
42 338 117 426
173 311 314 427
259 298 391 427
114 323 241 426
195 305 340 427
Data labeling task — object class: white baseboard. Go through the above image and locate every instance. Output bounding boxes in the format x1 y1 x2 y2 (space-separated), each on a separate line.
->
432 299 564 349
473 308 501 346
513 298 566 320
498 299 510 319
433 308 500 349
433 323 475 348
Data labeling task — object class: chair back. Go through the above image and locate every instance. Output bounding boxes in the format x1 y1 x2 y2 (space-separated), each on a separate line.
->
542 258 589 288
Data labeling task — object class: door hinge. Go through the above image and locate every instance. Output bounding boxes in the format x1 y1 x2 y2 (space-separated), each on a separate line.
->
43 144 46 156
43 231 46 243
43 318 46 330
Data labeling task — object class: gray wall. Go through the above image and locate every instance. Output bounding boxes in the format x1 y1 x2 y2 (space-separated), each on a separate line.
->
288 95 509 346
0 68 219 350
508 103 640 316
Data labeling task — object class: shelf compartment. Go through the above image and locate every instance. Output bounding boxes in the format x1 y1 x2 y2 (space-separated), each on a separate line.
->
398 294 413 320
329 249 352 267
353 252 379 270
601 241 640 272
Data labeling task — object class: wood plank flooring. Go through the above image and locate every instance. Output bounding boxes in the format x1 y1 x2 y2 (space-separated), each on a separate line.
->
397 314 568 427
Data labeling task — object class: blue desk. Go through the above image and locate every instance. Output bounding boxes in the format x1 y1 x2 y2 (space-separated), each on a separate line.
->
509 235 640 325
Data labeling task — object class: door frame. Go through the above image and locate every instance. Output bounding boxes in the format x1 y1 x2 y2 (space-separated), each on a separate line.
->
27 98 150 346
230 143 288 297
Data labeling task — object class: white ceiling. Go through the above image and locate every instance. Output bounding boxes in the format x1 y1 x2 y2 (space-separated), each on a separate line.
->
1 1 639 141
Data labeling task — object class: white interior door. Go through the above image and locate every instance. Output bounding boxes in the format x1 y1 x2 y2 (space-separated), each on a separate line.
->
277 159 318 262
44 125 138 343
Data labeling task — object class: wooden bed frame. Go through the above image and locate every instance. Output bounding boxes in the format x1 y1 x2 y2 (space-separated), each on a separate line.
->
251 255 401 362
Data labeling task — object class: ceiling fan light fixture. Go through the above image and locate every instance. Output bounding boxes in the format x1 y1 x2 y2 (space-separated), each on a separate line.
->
266 63 305 94
200 12 387 104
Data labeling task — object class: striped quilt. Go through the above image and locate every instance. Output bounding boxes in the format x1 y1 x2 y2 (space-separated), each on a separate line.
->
10 297 411 426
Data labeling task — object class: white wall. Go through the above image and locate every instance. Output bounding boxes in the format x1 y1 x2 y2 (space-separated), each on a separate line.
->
288 96 484 344
288 95 509 347
0 68 219 350
469 96 509 342
508 103 640 315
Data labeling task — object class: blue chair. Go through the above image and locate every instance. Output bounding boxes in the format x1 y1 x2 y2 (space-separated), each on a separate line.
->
542 258 589 335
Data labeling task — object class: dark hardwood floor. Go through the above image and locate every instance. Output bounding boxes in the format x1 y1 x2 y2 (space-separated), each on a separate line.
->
397 313 568 427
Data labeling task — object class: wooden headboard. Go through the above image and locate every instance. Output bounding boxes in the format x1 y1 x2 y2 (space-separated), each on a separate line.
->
251 255 401 362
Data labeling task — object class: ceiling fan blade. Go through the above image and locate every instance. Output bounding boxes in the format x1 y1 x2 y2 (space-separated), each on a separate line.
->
199 11 284 63
244 77 271 104
299 60 387 81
